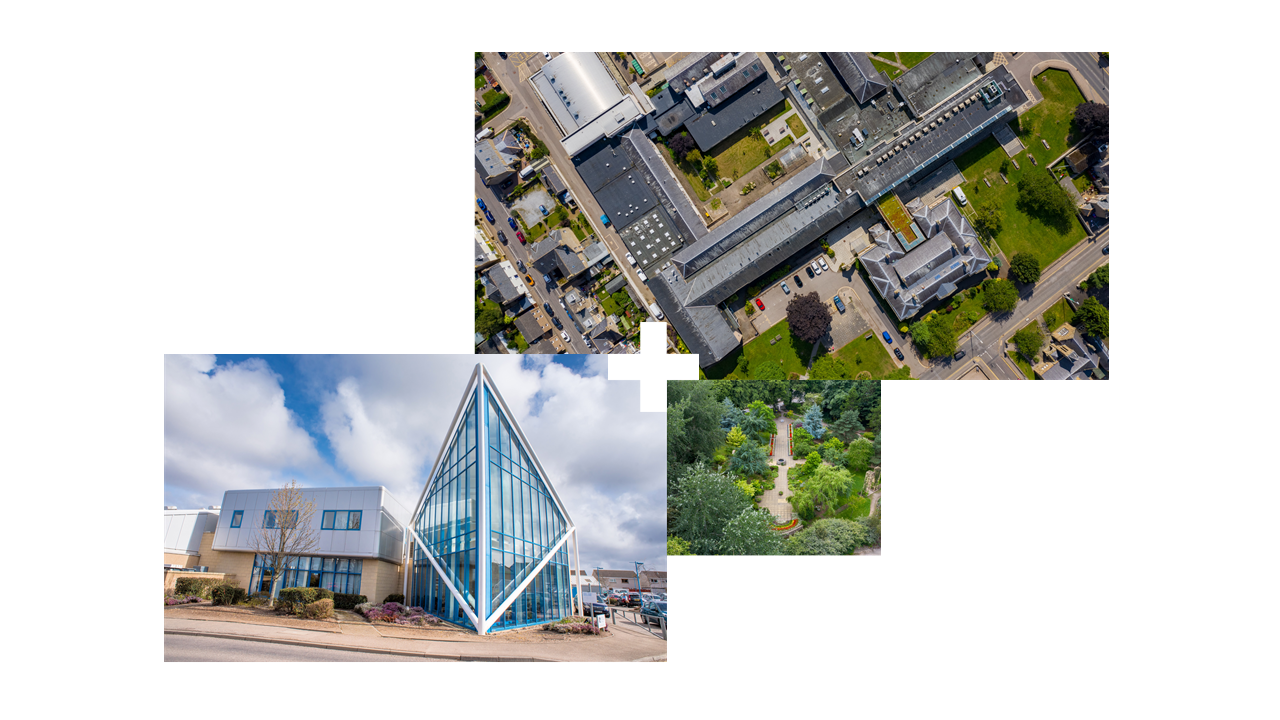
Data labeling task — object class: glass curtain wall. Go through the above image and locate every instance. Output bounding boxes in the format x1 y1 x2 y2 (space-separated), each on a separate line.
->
249 554 362 595
411 388 479 629
485 392 570 631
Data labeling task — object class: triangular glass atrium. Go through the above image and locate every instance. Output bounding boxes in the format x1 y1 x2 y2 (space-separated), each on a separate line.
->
408 364 580 634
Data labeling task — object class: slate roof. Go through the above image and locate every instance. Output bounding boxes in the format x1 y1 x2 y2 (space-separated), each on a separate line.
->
1036 324 1098 380
826 52 890 105
542 166 568 196
605 273 628 293
648 269 740 367
483 262 526 305
474 130 521 184
513 311 548 345
684 75 785 152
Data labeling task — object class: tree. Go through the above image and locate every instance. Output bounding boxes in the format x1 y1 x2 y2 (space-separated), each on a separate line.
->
667 463 754 555
1074 101 1109 140
730 440 770 477
740 400 773 436
820 436 846 466
1086 263 1109 289
666 381 726 470
914 312 958 358
1017 170 1076 225
786 518 874 555
666 536 692 556
791 463 855 519
845 437 873 476
702 157 719 183
475 299 507 338
720 508 785 555
810 354 850 380
251 479 319 603
1009 252 1042 284
792 426 816 458
786 292 833 344
1012 325 1044 359
686 148 703 167
669 133 696 162
828 409 865 443
983 278 1019 313
908 319 932 355
719 398 744 430
724 426 746 449
1074 296 1109 337
802 403 826 440
973 202 1005 236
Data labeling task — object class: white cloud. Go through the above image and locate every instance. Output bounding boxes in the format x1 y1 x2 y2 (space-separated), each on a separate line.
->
164 354 325 507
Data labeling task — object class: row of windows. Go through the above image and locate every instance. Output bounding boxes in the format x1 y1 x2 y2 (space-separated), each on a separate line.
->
321 510 362 530
248 554 363 596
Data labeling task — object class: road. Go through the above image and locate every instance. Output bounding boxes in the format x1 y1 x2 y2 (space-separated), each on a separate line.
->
1006 52 1109 106
164 633 447 661
482 52 658 312
474 174 590 353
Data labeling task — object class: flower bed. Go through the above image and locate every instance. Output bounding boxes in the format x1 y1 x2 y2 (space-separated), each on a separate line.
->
771 518 800 532
769 433 775 455
164 594 203 606
355 601 443 627
543 617 603 635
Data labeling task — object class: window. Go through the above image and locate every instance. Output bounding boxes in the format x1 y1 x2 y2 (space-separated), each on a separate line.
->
264 510 297 529
322 510 362 530
230 510 243 528
622 578 629 584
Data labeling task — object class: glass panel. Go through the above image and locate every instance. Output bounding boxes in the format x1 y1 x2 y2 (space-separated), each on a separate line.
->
349 510 361 530
334 511 348 530
321 511 334 529
523 482 533 545
502 471 514 539
490 463 502 534
323 557 335 572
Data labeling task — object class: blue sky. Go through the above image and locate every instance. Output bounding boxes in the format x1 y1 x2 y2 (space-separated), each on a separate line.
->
164 353 664 569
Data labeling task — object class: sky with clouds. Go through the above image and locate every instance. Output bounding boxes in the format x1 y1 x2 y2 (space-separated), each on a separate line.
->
164 354 666 570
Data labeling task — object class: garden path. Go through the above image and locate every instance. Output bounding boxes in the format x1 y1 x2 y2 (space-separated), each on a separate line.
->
757 416 795 522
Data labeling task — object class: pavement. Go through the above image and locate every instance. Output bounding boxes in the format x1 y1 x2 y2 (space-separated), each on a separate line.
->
1004 52 1109 107
163 612 667 662
757 417 795 522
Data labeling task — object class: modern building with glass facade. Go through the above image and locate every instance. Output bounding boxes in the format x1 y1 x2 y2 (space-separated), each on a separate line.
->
406 363 582 634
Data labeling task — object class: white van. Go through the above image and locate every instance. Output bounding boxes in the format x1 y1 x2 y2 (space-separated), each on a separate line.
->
519 165 536 180
952 186 968 206
476 127 494 141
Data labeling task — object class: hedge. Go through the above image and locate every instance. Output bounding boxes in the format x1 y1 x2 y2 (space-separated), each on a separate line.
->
334 593 367 610
276 587 320 614
211 584 248 606
175 576 224 598
313 587 334 600
383 593 405 604
302 598 334 619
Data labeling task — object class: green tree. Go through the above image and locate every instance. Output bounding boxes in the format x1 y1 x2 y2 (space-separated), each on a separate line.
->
792 426 816 458
666 536 693 556
740 401 772 436
1086 263 1109 289
983 278 1020 313
973 202 1005 236
923 312 958 358
1009 252 1043 284
786 518 874 555
1016 170 1076 225
908 319 933 355
792 463 854 519
667 463 754 555
820 436 846 466
702 157 719 183
802 403 826 439
724 426 746 449
1074 296 1109 337
719 398 744 430
1012 325 1044 359
666 381 727 469
828 409 865 443
810 354 851 379
686 148 703 167
729 440 770 477
720 508 786 555
845 437 873 476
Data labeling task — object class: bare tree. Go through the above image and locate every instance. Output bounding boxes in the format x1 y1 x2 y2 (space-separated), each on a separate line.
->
251 479 319 605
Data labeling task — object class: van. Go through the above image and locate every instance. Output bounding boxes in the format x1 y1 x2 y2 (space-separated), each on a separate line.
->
952 186 968 206
519 165 536 181
476 127 494 141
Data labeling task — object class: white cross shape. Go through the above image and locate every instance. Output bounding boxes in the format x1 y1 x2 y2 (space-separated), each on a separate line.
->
608 322 698 411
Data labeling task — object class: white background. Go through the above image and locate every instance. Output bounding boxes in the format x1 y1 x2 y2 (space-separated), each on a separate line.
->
3 2 1274 718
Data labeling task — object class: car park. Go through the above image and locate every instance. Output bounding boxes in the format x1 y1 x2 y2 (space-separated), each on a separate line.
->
484 209 494 223
806 266 815 278
819 256 829 272
781 282 790 295
516 231 526 244
833 295 845 313
953 350 966 361
793 274 803 288
755 298 765 310
497 230 508 244
811 260 822 275
882 331 892 344
507 217 518 231
894 348 904 361
476 198 487 211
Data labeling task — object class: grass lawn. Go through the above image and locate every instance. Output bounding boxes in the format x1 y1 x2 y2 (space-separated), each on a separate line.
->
1041 297 1076 331
786 114 807 139
525 220 547 242
481 89 502 106
1008 351 1035 379
941 287 989 336
770 99 793 122
832 334 896 379
703 319 814 379
771 135 794 153
474 75 486 90
1013 70 1086 162
898 52 933 70
868 55 903 80
1072 174 1093 193
570 222 586 241
713 132 774 183
955 135 1085 268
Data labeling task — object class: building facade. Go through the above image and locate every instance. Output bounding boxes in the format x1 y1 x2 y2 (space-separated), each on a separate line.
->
164 506 220 568
406 364 582 634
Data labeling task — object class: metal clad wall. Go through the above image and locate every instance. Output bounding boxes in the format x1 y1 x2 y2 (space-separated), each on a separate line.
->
212 487 394 559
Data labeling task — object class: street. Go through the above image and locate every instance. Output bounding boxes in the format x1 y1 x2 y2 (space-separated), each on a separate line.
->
165 633 447 662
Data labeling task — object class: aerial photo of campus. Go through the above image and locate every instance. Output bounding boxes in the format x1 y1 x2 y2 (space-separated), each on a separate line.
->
475 52 1109 379
667 379 883 555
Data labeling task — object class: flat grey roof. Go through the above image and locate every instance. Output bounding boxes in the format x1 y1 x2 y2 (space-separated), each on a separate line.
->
655 97 697 136
648 270 740 367
815 89 914 165
589 166 661 230
622 128 707 242
696 53 766 108
530 52 624 136
685 75 786 152
897 52 991 116
572 135 631 192
666 52 727 94
617 205 681 273
782 51 849 116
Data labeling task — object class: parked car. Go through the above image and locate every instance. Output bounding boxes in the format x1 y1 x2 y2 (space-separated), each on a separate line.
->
543 273 552 284
583 599 610 617
894 347 904 361
952 186 968 206
627 591 643 607
755 298 765 310
811 260 822 275
805 266 815 278
640 600 667 626
516 231 526 244
524 274 534 286
543 302 553 314
476 198 487 211
543 52 551 60
558 299 566 310
953 350 966 361
833 295 846 313
637 269 648 282
507 217 518 231
882 331 892 344
539 204 548 216
781 282 791 295
516 259 526 272
551 315 562 329
484 209 494 223
560 330 570 342
794 274 803 288
1102 246 1109 255
626 252 636 266
819 256 829 272
497 230 508 245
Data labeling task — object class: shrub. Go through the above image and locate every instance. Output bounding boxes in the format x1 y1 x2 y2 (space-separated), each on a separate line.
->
211 584 247 606
175 576 224 598
826 248 835 258
333 593 367 610
745 304 755 317
543 622 602 635
276 587 319 614
313 588 334 600
302 598 334 619
383 593 406 605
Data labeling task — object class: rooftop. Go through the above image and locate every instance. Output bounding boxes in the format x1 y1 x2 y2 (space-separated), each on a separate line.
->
896 52 993 117
693 52 767 108
826 52 890 105
684 75 785 152
530 52 625 137
666 52 728 94
782 52 849 117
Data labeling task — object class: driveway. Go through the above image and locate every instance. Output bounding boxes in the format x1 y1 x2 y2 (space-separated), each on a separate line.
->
511 188 554 229
757 416 795 523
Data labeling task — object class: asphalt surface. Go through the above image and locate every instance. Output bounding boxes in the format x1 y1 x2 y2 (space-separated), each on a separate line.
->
1007 52 1110 106
481 52 658 312
165 632 447 661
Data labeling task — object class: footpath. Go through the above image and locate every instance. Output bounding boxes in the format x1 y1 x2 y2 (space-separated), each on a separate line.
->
164 612 666 662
